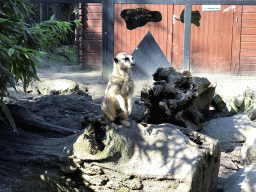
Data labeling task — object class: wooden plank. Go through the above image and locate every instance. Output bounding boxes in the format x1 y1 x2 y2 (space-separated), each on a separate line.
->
166 4 173 63
242 28 256 35
86 3 102 7
84 20 102 27
242 5 256 13
114 3 119 56
172 4 185 70
232 5 242 73
84 32 102 40
242 13 256 20
84 53 102 60
160 4 167 56
82 60 102 71
240 49 256 57
126 5 132 54
190 5 233 73
130 4 136 54
239 64 256 71
241 42 256 49
241 35 256 42
242 20 256 28
84 40 102 52
86 13 102 20
240 56 256 63
85 5 102 13
84 26 102 33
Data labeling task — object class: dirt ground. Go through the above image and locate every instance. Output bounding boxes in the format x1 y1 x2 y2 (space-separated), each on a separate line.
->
10 65 256 100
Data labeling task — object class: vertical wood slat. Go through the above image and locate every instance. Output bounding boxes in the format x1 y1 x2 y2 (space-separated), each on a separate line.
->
172 4 185 70
166 4 173 64
232 5 242 73
82 3 102 70
239 5 256 73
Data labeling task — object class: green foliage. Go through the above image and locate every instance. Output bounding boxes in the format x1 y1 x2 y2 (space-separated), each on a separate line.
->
0 0 77 132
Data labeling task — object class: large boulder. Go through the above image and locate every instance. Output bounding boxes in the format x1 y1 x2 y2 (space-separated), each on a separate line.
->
69 121 220 192
37 79 79 95
201 114 254 153
223 163 256 192
240 127 256 165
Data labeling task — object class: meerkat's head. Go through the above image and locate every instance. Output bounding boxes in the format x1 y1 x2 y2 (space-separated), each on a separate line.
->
114 52 135 70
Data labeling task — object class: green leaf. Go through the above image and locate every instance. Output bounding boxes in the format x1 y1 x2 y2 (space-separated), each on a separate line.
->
0 76 16 91
0 33 13 45
0 65 13 78
0 18 9 24
50 14 55 21
8 48 14 56
0 100 18 134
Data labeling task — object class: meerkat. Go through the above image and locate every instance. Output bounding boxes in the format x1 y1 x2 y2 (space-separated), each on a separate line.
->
101 52 135 127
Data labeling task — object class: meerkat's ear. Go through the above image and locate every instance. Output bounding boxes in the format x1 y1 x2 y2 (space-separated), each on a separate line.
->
114 57 118 64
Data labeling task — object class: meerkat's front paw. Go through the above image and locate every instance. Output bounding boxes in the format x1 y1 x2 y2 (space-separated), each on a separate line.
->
120 120 130 127
123 110 129 117
128 107 132 115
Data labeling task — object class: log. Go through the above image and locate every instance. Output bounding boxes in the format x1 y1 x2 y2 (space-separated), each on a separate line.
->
6 104 78 137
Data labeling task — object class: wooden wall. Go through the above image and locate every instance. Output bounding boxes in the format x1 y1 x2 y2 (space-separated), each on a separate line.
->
239 5 256 74
78 3 102 70
114 4 237 73
79 4 256 74
114 4 172 62
190 5 234 73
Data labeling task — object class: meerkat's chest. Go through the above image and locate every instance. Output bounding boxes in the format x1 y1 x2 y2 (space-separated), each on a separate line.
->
120 79 134 96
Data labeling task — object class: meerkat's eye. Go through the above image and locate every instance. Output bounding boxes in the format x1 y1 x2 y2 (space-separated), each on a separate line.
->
124 57 129 62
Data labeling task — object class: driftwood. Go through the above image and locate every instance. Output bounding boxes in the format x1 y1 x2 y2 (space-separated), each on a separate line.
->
131 67 215 131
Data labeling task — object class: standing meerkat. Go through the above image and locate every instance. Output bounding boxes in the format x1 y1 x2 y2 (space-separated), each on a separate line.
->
101 52 135 127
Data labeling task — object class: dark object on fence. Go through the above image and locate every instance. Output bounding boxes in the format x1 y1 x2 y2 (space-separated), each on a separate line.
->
121 7 162 30
131 31 171 80
179 9 201 27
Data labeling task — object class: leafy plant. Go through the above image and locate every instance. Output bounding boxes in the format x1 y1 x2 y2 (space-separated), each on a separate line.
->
0 0 80 133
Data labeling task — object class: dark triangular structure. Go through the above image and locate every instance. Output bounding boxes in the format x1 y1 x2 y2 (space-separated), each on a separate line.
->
131 31 171 80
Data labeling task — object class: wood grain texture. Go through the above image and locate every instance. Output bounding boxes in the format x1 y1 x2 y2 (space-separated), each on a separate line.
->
190 5 233 73
239 5 256 73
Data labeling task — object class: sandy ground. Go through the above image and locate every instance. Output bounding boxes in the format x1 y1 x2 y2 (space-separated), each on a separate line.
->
8 65 256 105
36 65 256 99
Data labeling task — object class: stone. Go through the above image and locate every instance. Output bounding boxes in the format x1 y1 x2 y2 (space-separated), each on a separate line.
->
240 128 256 165
247 103 256 121
201 114 254 152
37 79 79 95
233 96 244 108
212 94 228 112
223 163 256 192
243 87 256 99
71 121 220 192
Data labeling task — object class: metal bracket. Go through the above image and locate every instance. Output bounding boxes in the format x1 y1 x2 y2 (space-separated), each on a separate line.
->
173 14 177 24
